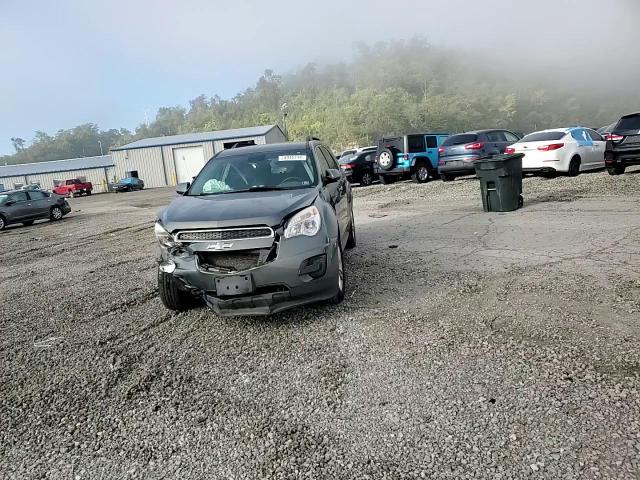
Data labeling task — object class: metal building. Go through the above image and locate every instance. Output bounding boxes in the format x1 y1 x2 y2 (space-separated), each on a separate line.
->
110 125 287 188
0 155 115 193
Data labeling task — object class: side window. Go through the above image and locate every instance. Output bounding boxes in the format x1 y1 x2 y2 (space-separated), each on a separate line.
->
315 147 331 174
10 192 29 202
407 135 426 153
486 131 507 142
503 131 520 143
28 191 48 200
425 136 437 149
364 153 375 163
587 129 603 142
320 146 339 170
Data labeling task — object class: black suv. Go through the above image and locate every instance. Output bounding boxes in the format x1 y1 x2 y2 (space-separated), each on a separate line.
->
437 129 521 181
605 113 640 175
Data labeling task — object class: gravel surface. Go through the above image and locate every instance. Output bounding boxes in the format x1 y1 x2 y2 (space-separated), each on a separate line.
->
1 169 639 479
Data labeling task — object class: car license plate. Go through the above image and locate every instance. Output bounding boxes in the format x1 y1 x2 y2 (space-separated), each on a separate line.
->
215 275 253 296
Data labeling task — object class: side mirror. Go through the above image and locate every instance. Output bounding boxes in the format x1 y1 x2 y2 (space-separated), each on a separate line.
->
5 201 15 207
324 169 342 183
176 182 190 195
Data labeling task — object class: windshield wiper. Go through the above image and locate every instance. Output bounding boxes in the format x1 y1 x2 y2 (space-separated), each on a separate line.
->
223 186 294 193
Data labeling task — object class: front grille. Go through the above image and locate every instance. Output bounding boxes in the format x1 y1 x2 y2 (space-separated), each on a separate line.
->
177 228 272 242
197 247 276 273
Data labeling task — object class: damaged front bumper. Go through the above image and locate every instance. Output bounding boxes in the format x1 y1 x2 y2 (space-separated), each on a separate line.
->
157 228 340 316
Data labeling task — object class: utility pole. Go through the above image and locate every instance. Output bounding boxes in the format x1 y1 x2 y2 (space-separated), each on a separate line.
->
98 140 103 156
281 103 289 140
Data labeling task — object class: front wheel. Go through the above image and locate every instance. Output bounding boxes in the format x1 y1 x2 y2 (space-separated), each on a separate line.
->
86 190 92 196
346 209 356 250
50 206 63 221
158 270 195 311
0 216 6 231
328 245 345 305
607 165 626 176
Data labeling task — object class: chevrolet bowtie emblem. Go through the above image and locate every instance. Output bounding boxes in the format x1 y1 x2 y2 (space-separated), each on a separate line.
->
207 242 234 250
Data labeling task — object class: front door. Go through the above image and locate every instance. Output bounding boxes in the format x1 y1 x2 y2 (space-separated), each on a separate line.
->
5 191 32 222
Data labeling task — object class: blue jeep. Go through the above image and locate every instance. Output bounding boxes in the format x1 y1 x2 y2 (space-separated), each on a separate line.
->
375 133 449 184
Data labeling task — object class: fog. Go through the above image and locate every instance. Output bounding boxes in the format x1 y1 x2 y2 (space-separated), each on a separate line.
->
1 0 639 154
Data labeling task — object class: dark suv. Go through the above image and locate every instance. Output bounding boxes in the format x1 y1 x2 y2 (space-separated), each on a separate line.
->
605 113 640 175
375 133 449 184
437 129 521 181
155 139 356 316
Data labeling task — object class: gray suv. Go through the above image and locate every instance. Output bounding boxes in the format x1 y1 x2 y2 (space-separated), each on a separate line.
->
0 189 71 231
438 129 521 181
155 139 356 316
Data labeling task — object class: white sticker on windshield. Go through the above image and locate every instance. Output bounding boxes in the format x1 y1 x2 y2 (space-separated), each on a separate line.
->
278 154 307 161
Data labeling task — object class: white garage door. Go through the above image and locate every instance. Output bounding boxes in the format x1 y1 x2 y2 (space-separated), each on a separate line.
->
173 146 205 183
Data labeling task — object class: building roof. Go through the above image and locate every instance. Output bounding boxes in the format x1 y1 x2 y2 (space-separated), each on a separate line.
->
111 125 282 151
0 155 114 178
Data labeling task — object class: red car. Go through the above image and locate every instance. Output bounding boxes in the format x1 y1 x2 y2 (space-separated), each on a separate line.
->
52 179 93 197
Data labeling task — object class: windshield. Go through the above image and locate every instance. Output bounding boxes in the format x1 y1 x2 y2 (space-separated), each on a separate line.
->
188 148 318 196
0 194 8 205
520 131 566 142
339 154 356 164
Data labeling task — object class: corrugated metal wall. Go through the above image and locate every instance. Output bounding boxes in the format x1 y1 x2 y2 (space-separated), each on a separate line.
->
112 147 167 188
1 168 115 193
265 127 287 144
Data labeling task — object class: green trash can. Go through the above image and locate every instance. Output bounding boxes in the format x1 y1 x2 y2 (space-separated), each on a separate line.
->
474 153 524 212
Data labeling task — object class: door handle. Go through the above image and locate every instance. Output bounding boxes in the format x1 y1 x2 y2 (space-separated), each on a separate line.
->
27 203 32 206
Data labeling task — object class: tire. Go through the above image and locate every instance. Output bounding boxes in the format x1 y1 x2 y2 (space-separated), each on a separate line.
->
377 147 396 171
328 244 345 305
50 206 63 221
607 165 626 176
0 215 6 231
379 174 395 185
346 208 356 250
69 191 75 198
22 220 35 226
360 170 374 187
441 173 455 182
568 157 581 177
86 190 92 196
158 269 194 311
411 161 431 183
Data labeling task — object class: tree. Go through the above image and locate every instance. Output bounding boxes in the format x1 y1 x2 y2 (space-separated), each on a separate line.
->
10 137 26 152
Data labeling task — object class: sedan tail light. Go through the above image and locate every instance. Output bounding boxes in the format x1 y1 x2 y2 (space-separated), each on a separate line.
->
537 143 564 151
504 147 516 154
340 164 354 170
465 142 485 150
605 134 624 141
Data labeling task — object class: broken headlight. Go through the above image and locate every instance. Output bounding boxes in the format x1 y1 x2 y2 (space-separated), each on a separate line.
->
154 222 178 248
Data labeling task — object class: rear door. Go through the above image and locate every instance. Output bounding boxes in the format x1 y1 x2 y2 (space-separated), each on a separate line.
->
570 128 596 167
502 131 521 150
407 135 426 166
586 129 606 168
485 131 506 156
27 190 54 218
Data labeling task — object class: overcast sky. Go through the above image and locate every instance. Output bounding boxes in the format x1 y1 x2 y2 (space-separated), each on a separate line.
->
1 0 638 155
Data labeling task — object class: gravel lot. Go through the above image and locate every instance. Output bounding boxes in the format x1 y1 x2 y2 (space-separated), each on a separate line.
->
1 169 639 479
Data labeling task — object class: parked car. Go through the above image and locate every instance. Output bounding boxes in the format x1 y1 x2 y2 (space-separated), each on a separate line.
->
0 189 70 231
505 127 605 176
113 177 145 192
154 139 355 316
437 130 521 181
22 183 42 191
604 113 640 175
337 146 376 160
52 178 93 197
375 132 449 184
339 150 376 186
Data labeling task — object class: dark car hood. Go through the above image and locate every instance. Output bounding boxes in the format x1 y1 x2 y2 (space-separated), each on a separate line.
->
159 188 319 232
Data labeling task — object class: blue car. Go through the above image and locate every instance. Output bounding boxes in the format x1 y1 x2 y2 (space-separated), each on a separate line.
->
113 177 145 192
375 132 449 184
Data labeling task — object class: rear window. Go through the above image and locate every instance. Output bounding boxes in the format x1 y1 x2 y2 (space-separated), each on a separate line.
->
441 134 478 147
614 115 640 132
520 132 566 143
